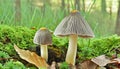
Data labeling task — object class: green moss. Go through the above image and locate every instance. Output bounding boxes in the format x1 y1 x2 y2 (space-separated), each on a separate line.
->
3 60 26 69
90 35 120 56
59 62 69 69
0 51 10 58
78 35 120 61
0 25 36 55
1 25 120 63
0 64 3 69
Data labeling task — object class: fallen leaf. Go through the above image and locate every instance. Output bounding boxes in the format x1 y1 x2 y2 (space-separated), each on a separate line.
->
14 44 49 68
112 58 120 63
91 55 112 66
50 61 56 69
78 60 98 69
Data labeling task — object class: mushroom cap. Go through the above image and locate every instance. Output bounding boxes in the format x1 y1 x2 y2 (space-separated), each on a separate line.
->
33 27 52 45
54 10 94 38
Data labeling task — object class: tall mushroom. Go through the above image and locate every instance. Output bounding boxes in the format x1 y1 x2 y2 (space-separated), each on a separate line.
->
54 10 94 65
33 27 52 61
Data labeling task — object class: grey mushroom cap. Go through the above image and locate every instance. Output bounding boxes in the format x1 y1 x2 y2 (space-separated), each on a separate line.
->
33 28 52 45
54 11 95 38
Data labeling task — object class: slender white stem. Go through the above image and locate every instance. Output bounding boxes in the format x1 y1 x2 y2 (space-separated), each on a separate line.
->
41 45 48 61
65 35 78 65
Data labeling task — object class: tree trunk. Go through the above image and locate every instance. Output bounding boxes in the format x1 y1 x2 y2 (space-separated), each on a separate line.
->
101 0 107 13
15 0 21 25
61 0 66 16
42 0 51 16
67 0 70 13
82 0 85 12
41 0 51 6
61 0 65 10
27 0 33 12
74 0 80 11
109 0 112 18
115 0 120 35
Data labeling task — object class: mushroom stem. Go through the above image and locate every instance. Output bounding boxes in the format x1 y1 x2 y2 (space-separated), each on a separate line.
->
65 35 78 65
41 45 48 61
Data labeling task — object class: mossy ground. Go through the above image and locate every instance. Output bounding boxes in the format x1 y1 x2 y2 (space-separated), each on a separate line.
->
0 25 120 68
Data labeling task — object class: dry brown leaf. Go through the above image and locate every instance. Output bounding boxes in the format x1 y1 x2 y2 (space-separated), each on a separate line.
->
14 44 49 68
49 61 56 69
112 58 120 63
79 60 98 69
91 55 111 66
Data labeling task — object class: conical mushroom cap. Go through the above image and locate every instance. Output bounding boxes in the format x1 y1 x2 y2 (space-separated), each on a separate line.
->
54 10 94 38
33 28 52 45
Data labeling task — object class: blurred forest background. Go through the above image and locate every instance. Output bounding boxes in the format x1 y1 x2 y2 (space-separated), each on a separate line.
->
0 0 120 37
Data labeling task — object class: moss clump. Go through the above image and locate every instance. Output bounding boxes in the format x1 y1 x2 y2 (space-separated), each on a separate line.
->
90 35 120 56
1 25 120 64
0 25 36 56
78 35 120 61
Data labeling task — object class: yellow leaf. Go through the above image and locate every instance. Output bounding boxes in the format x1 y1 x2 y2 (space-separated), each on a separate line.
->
14 44 49 68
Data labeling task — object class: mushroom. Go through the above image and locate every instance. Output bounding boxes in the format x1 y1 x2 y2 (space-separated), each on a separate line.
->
33 27 52 61
54 10 94 65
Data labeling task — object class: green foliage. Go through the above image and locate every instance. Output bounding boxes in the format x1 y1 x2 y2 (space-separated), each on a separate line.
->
0 64 3 69
1 25 120 65
39 67 47 69
85 11 116 37
0 0 117 37
0 0 65 31
0 51 10 64
0 25 36 55
0 60 38 69
90 35 120 56
59 62 69 69
0 51 10 58
29 67 37 69
78 35 120 60
3 60 26 69
52 36 68 48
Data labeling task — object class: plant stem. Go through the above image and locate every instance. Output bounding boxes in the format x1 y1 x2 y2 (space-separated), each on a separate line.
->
41 45 48 61
65 34 78 65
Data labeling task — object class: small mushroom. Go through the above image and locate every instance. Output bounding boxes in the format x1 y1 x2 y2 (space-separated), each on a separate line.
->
33 27 52 61
54 10 94 65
